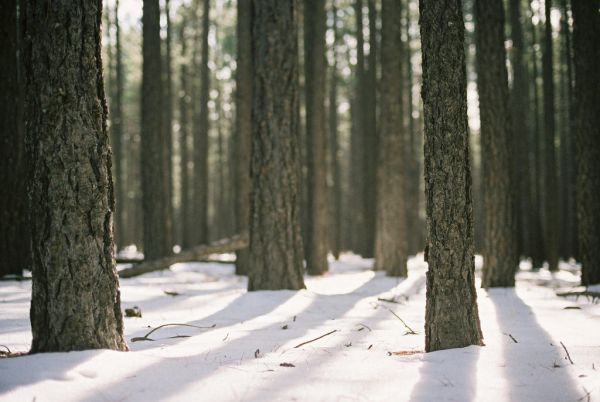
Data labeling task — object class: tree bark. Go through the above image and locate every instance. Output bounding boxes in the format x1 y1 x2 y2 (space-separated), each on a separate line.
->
475 0 518 287
234 0 252 275
304 0 329 275
419 0 483 352
375 0 407 277
572 0 600 286
248 0 306 291
0 0 30 277
162 0 175 248
24 0 127 352
542 0 559 272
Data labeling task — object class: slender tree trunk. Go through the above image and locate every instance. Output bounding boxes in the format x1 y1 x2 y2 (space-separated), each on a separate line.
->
163 0 174 248
179 15 193 250
571 0 600 286
234 0 252 275
528 1 545 269
542 0 559 271
375 0 407 277
24 0 127 352
476 0 518 287
419 0 483 352
328 0 342 260
248 0 305 291
141 0 171 260
193 0 210 245
304 0 329 275
0 0 30 277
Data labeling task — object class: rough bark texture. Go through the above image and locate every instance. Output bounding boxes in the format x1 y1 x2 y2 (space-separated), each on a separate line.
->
24 0 127 352
248 0 305 291
141 0 171 260
572 0 600 286
328 1 342 260
193 0 210 245
234 0 252 275
475 0 517 287
542 0 559 271
304 0 329 275
419 0 483 352
374 0 407 277
0 0 30 277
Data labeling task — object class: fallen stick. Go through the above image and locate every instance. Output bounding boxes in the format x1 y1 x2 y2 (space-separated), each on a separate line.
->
560 341 574 365
119 233 248 278
556 291 600 302
131 323 216 342
381 305 417 335
293 330 338 349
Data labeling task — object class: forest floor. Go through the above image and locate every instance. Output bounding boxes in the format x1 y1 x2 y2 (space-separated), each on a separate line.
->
1 254 599 402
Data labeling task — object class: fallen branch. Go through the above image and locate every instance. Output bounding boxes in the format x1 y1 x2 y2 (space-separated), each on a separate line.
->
131 323 216 342
119 233 248 278
293 329 338 349
556 291 600 303
381 305 417 335
560 341 574 365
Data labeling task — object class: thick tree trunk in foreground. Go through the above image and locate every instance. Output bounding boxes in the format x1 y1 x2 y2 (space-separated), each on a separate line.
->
419 0 483 352
542 0 559 272
375 0 407 277
24 0 127 352
0 0 30 277
572 0 600 286
475 0 517 287
142 0 171 260
234 0 252 275
304 0 329 275
248 0 305 291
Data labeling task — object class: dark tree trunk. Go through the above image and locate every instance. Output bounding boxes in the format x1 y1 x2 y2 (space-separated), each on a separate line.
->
248 0 305 291
193 0 210 245
112 0 127 251
0 0 30 277
572 0 600 286
475 0 517 287
234 0 252 275
328 0 342 260
304 0 329 275
162 0 174 248
24 0 127 352
542 0 559 271
350 0 366 255
528 2 545 269
141 0 171 259
179 15 193 250
362 0 378 259
374 0 407 277
419 0 483 352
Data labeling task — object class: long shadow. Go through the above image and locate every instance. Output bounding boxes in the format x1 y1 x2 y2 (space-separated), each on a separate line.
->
488 288 583 402
409 345 481 401
82 270 404 401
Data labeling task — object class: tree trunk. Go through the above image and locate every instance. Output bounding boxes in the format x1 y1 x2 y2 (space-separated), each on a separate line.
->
248 0 305 291
571 0 600 286
374 0 407 277
542 0 559 272
141 0 171 260
24 0 127 352
234 0 252 275
328 0 342 260
193 0 210 245
475 0 517 287
0 0 30 277
304 0 329 275
162 0 175 249
419 0 483 352
179 14 193 250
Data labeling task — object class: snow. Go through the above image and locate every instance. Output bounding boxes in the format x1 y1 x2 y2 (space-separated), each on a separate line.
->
1 254 599 402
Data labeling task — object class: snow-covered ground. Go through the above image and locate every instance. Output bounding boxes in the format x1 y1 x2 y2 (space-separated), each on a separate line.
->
1 254 599 402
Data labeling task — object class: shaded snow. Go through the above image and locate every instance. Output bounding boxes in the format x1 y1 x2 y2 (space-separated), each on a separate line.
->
1 254 599 402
